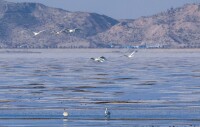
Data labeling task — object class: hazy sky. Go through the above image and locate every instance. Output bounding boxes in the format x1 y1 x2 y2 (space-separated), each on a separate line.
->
6 0 200 19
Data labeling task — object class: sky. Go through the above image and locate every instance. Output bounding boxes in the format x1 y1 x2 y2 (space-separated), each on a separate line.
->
6 0 200 19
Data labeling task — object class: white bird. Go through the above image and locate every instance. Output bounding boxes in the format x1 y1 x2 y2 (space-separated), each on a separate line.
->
66 28 80 33
90 56 107 63
33 30 46 36
63 109 69 118
53 28 80 35
124 50 138 58
105 108 111 118
54 29 66 35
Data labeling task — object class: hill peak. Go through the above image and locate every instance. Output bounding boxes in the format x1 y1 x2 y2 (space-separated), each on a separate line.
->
90 3 200 48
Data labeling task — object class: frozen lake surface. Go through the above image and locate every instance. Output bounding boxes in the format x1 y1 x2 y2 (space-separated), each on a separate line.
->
0 49 200 126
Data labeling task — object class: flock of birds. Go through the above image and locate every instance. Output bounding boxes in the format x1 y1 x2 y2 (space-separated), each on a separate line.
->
63 49 138 119
63 107 111 119
90 50 138 63
32 27 137 119
32 28 81 36
32 27 138 62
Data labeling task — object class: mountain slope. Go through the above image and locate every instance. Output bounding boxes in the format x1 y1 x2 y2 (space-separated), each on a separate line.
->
91 4 200 48
0 0 119 48
1 1 200 48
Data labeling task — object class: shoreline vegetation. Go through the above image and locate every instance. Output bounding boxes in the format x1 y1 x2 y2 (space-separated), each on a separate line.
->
0 48 200 54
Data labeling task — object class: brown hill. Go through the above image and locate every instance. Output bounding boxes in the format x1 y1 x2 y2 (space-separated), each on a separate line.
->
0 0 118 48
91 4 200 48
0 0 200 48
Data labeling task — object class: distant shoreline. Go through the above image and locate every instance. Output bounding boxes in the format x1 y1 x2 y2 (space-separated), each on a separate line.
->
1 48 200 53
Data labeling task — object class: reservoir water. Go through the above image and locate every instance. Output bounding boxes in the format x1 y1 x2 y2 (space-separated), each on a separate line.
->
0 49 200 126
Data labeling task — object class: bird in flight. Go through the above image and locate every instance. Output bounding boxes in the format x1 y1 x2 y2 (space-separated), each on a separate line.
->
65 28 81 33
33 30 46 36
124 50 138 58
53 28 81 35
54 28 66 35
90 56 107 63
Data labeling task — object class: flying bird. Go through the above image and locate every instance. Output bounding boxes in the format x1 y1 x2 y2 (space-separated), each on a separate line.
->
90 56 107 63
124 50 138 58
54 28 66 35
53 28 81 35
65 28 81 33
33 30 46 36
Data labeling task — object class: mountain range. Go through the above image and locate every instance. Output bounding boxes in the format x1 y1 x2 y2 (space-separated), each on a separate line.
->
0 0 200 48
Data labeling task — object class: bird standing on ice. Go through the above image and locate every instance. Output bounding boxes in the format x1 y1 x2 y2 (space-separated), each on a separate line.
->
105 108 111 118
63 109 69 118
